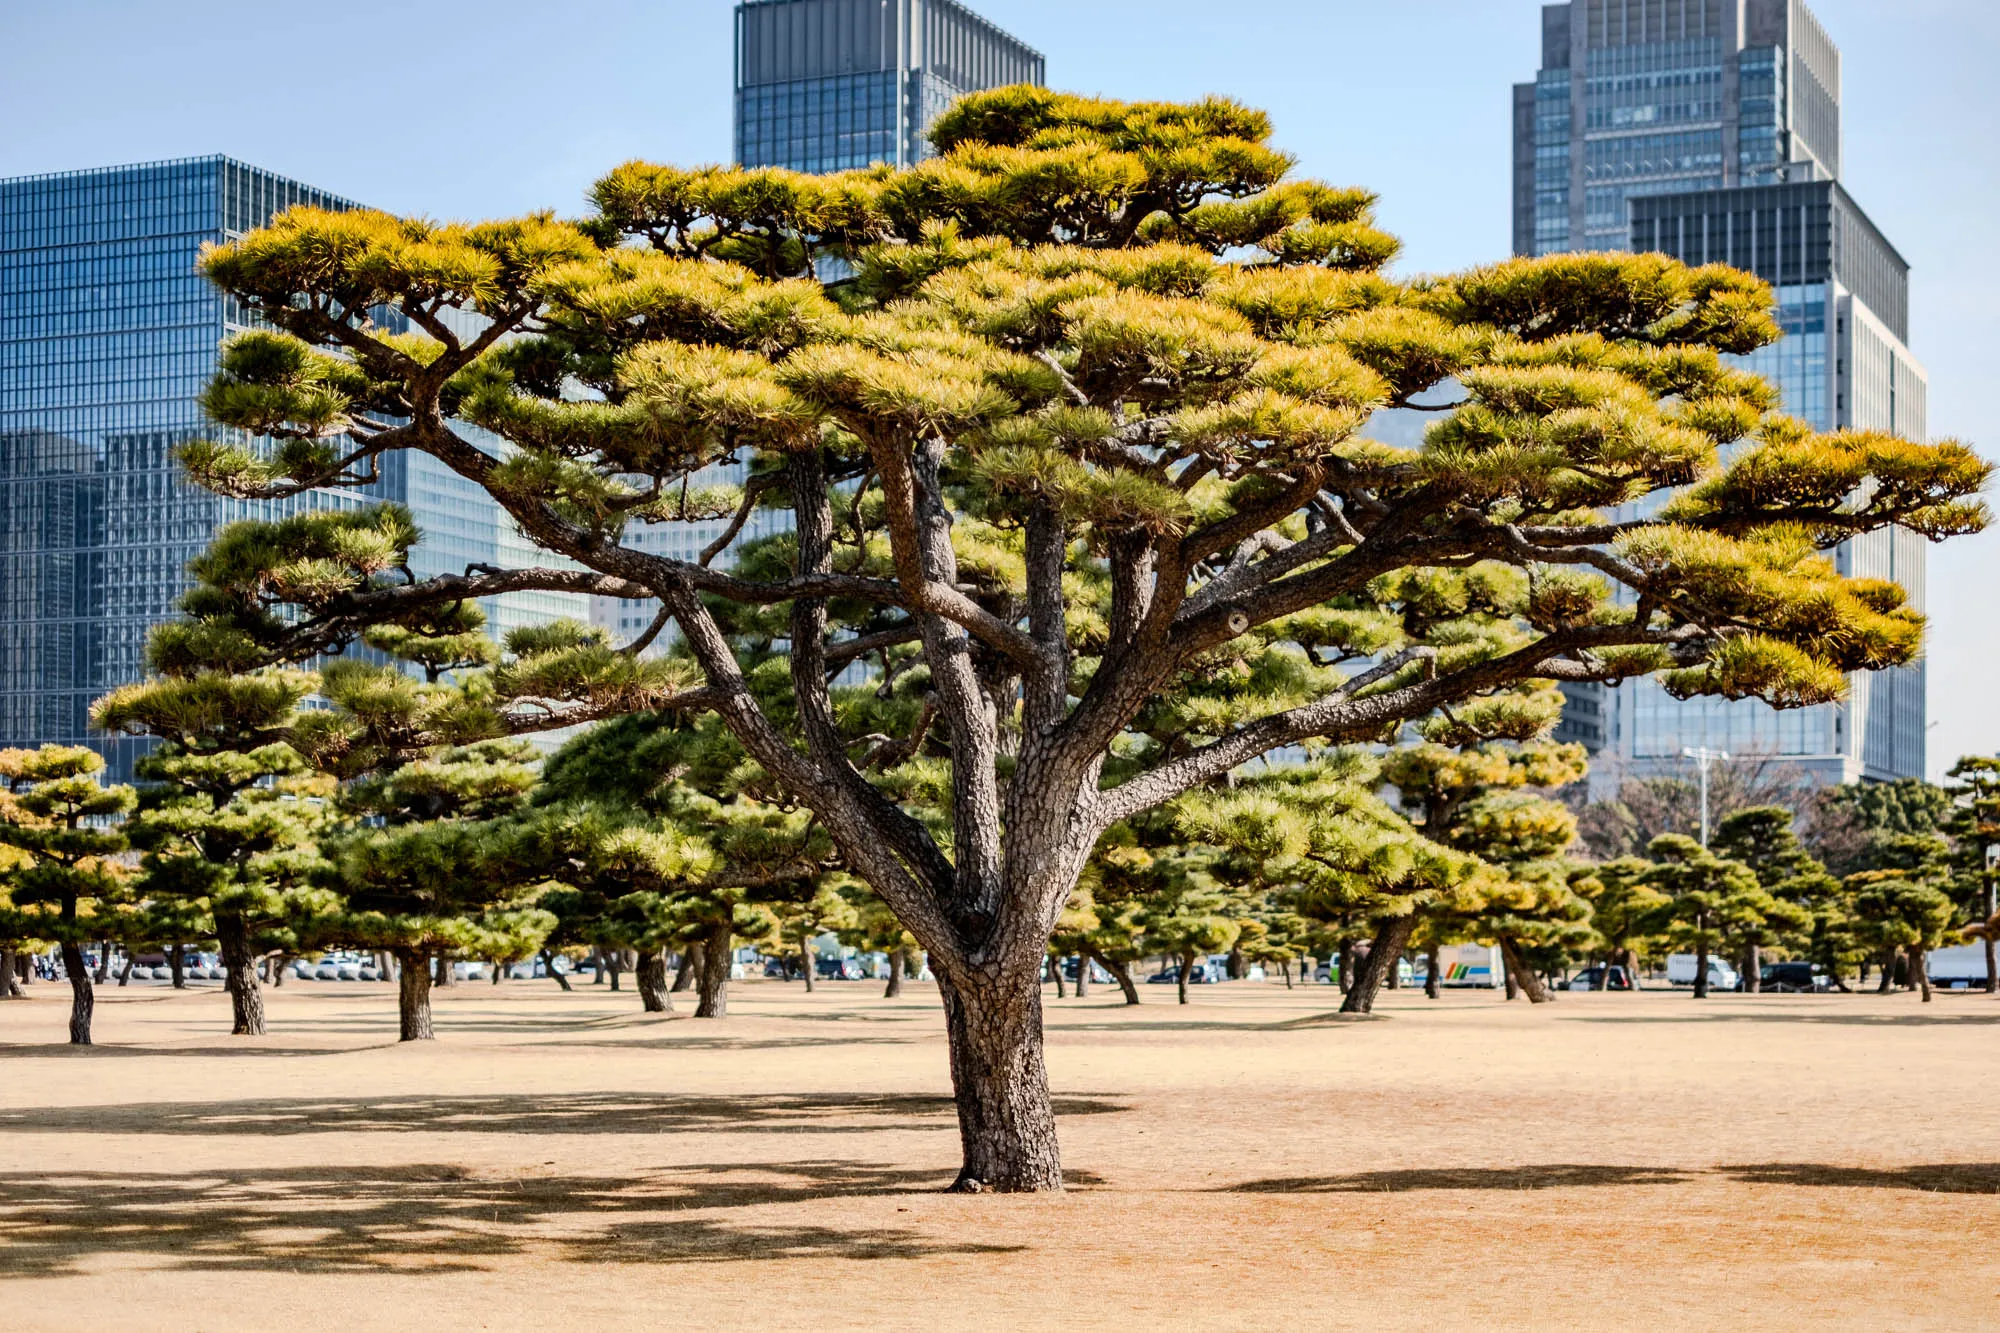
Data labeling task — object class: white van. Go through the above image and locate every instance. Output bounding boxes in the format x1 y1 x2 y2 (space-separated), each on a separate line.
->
1666 954 1740 990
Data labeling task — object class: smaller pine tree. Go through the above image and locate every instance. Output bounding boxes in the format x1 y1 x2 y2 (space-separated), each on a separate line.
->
0 747 135 1044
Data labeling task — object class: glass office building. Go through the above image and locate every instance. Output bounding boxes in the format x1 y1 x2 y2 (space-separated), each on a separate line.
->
598 0 1045 648
735 0 1044 172
1513 0 1841 257
1508 4 1929 786
0 156 584 777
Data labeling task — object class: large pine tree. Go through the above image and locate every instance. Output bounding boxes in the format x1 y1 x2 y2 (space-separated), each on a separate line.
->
158 87 1984 1189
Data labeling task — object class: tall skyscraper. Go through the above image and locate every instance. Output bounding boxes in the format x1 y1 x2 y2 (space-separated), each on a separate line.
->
1511 1 1928 786
597 0 1046 648
735 0 1045 172
0 156 585 777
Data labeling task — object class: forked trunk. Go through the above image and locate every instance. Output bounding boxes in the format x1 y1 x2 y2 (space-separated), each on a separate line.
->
1423 943 1441 999
636 950 671 1013
59 942 93 1045
884 946 906 998
695 921 731 1018
398 951 434 1041
938 966 1062 1193
217 917 266 1037
1340 916 1413 1015
672 943 700 992
800 938 816 992
540 948 572 992
1072 953 1088 998
1499 937 1552 1003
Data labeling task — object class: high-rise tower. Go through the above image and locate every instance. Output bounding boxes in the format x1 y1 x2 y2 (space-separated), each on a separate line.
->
0 156 586 777
1511 1 1927 786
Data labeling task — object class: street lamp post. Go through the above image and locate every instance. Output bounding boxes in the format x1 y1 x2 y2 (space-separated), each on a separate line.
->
1681 746 1731 847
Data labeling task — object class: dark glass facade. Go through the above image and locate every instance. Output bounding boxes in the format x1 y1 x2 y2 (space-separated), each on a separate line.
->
1513 0 1839 257
1 157 583 777
734 0 1045 171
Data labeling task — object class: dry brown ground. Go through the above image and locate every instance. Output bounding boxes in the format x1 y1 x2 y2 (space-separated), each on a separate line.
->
1 974 1997 1329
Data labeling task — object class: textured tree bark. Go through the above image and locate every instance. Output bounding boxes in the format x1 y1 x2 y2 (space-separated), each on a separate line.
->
0 950 17 999
672 943 700 993
884 945 906 998
540 948 572 992
397 951 434 1041
695 921 731 1018
60 942 93 1045
1086 948 1139 1006
435 955 457 988
1498 936 1552 1003
1745 943 1762 992
937 967 1063 1192
1340 916 1412 1015
217 917 266 1037
636 950 671 1013
799 938 816 992
1424 944 1441 999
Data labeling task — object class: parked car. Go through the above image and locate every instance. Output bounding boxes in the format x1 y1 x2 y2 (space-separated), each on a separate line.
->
1757 961 1827 992
452 961 487 982
813 957 866 981
1665 954 1741 990
1566 965 1636 991
1148 962 1222 985
313 959 343 981
356 960 382 982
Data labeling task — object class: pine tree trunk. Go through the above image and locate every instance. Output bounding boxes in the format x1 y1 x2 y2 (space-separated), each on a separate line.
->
489 957 504 985
93 943 110 984
435 955 457 989
1498 936 1552 1003
1424 943 1441 999
636 950 671 1012
672 943 700 992
1341 916 1413 1015
695 921 731 1018
1051 954 1067 999
1072 953 1088 998
1745 943 1762 992
218 917 266 1037
1227 944 1244 980
60 942 93 1045
1086 947 1139 1005
540 948 572 992
1876 949 1894 993
1913 944 1932 1002
1624 946 1643 991
799 937 816 992
1693 922 1711 1000
1336 938 1356 994
884 945 907 998
168 943 185 990
398 951 434 1041
271 954 288 987
1985 933 1997 995
605 949 623 991
591 947 606 985
1176 950 1193 1005
117 954 134 987
0 950 17 999
937 965 1063 1193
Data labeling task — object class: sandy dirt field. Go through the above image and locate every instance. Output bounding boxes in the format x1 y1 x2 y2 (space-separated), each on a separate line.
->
2 972 1997 1330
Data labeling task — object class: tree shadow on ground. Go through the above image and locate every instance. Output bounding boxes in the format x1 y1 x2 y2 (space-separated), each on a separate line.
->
0 1160 1042 1277
1557 1010 2000 1028
0 1091 1127 1138
1222 1162 2000 1195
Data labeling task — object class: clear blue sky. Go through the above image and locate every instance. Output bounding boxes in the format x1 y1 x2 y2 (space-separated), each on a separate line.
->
3 0 1995 777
